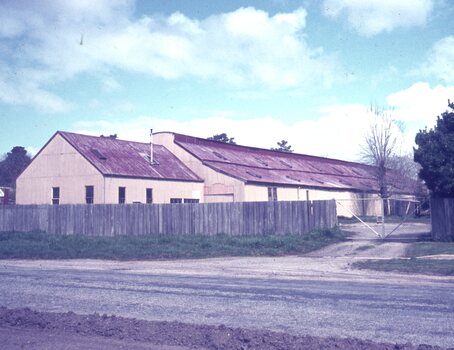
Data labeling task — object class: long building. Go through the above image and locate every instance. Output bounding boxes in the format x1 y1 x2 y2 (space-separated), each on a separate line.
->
17 130 415 216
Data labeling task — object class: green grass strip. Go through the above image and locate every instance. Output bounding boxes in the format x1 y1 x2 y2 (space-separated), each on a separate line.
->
0 228 345 260
352 258 454 276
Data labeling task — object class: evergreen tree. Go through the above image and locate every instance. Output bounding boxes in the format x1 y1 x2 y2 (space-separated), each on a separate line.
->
0 146 31 188
414 101 454 197
207 133 236 144
272 140 293 153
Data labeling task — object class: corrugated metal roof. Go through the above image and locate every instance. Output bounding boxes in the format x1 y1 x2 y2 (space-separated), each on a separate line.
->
59 131 203 182
173 133 414 193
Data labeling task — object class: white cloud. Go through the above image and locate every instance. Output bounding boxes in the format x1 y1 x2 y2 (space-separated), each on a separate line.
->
0 64 70 113
386 82 454 123
0 1 337 111
419 36 454 83
73 81 454 162
73 105 374 162
322 0 433 36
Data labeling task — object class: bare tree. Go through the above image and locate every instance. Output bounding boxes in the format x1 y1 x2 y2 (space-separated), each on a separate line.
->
361 105 404 210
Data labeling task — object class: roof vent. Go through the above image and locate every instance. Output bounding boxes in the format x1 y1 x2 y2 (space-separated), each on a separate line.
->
280 160 293 168
246 170 262 179
91 148 107 160
213 151 228 161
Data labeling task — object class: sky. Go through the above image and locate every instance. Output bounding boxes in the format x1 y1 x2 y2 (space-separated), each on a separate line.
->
0 0 453 161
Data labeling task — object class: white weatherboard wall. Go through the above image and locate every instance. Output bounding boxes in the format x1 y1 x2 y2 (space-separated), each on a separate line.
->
104 178 204 204
16 134 104 205
243 184 382 216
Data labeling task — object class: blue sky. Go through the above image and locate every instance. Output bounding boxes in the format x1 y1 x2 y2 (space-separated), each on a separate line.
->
0 0 453 161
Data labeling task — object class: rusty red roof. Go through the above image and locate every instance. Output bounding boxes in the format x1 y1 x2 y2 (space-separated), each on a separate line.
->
172 133 414 193
58 131 203 182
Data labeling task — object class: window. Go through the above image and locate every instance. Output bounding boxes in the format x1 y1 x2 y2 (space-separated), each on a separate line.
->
85 186 94 204
170 198 182 203
184 198 200 203
267 187 278 202
52 187 60 205
146 188 153 204
118 187 126 204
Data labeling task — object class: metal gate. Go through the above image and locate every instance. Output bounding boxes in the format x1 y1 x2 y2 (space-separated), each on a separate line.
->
335 197 423 239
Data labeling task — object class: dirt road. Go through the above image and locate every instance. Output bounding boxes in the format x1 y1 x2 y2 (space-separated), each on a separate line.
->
1 221 453 348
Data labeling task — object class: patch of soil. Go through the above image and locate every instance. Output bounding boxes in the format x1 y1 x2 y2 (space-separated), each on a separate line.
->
0 307 449 350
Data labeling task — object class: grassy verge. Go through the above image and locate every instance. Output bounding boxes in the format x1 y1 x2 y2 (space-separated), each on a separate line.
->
352 241 454 276
0 228 345 260
352 259 454 276
407 242 454 257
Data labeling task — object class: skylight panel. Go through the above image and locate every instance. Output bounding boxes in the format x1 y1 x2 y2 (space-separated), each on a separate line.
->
310 177 324 185
280 160 293 168
331 166 344 175
286 175 301 182
308 163 322 172
246 170 262 179
141 153 151 162
91 148 107 160
254 156 268 167
139 152 159 165
213 151 228 161
339 178 353 186
351 168 363 176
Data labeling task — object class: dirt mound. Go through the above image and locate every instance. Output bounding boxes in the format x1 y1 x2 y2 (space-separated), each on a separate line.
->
0 307 448 350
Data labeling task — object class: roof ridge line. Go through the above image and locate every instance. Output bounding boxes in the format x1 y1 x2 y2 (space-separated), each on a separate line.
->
173 132 370 167
58 130 157 147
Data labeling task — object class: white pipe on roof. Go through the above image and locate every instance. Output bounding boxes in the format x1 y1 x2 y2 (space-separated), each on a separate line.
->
150 129 153 164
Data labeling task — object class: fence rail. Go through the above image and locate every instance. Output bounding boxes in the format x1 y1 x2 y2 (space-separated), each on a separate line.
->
431 197 454 241
0 200 337 236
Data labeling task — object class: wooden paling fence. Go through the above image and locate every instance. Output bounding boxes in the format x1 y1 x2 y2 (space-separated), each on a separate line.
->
0 200 337 236
430 197 454 241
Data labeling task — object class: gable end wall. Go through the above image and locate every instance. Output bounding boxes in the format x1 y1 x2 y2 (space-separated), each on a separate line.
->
16 134 104 204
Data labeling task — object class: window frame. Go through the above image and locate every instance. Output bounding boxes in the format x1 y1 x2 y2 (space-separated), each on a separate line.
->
146 188 153 204
52 187 60 205
267 187 278 202
118 187 126 204
183 198 200 203
170 198 182 204
85 185 94 204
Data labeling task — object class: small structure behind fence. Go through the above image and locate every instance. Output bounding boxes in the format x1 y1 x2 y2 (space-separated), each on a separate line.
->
431 197 454 241
0 200 337 236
